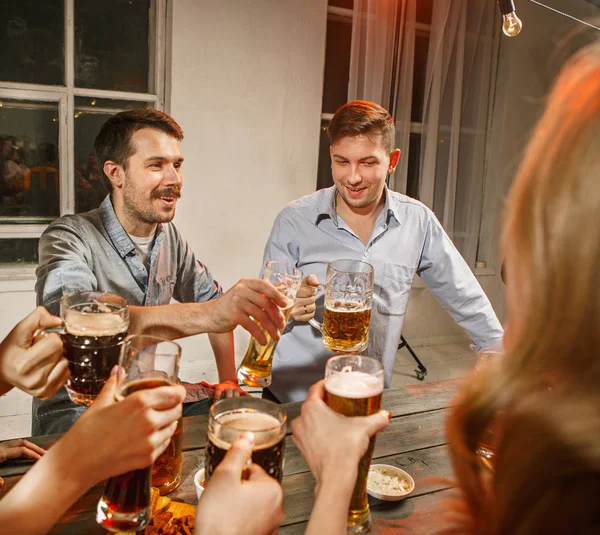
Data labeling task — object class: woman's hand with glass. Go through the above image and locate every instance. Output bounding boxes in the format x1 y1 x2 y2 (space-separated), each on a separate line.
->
0 306 68 399
196 432 285 535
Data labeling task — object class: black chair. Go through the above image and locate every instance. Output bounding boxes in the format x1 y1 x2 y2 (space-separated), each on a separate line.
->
398 335 427 381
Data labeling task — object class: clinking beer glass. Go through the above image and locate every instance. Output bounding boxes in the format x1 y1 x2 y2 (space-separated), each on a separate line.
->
237 261 303 387
96 335 182 533
205 397 287 483
310 259 374 353
324 354 384 533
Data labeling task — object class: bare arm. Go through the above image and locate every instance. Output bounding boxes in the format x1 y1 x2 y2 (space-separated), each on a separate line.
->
128 278 288 346
305 469 356 535
208 331 236 383
0 438 93 535
0 375 185 535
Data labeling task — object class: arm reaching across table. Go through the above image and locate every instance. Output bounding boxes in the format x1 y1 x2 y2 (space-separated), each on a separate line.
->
0 372 185 535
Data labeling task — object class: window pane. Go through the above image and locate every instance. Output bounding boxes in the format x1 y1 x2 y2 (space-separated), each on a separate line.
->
74 0 153 92
406 133 421 200
0 0 64 85
0 99 60 221
322 17 352 114
329 0 354 9
316 120 333 190
411 31 430 122
0 238 39 264
74 97 153 213
416 0 433 25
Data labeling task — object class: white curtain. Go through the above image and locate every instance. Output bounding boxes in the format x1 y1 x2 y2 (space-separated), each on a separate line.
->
347 0 497 264
417 0 496 265
389 0 416 195
348 0 399 105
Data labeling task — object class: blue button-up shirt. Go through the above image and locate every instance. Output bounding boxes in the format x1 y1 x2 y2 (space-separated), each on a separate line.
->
36 195 222 315
263 186 503 402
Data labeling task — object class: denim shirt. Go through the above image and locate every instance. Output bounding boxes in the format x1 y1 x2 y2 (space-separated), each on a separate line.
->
36 195 222 315
263 186 504 403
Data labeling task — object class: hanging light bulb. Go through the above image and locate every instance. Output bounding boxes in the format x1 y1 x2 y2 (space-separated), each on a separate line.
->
503 10 523 36
498 0 523 37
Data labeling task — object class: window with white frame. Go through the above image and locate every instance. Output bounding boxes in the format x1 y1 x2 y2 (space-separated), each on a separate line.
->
0 0 166 266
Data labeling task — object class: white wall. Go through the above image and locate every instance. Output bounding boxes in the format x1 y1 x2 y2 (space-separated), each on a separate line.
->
168 0 328 366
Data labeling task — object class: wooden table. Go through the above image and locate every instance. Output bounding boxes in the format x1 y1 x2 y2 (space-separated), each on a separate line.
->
0 378 462 534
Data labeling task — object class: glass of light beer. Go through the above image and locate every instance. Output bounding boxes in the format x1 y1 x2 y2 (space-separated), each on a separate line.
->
205 397 287 483
237 261 303 387
309 260 374 353
96 335 181 533
36 291 129 406
324 354 384 533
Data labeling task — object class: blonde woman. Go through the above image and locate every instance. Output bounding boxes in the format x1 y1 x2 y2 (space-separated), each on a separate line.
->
292 42 600 534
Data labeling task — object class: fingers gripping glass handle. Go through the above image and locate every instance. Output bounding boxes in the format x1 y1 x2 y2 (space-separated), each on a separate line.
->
33 324 66 343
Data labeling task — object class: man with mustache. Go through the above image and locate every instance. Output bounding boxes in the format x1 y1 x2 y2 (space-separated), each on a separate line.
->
262 100 503 403
34 109 287 434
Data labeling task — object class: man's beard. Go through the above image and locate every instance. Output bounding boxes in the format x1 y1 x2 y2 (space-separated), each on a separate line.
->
122 184 180 225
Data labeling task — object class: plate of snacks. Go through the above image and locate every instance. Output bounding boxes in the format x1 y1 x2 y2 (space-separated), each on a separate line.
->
367 464 415 501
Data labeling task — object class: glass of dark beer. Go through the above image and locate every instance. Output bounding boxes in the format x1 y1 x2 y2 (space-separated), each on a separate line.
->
237 261 303 387
324 354 384 534
205 397 287 483
36 291 130 406
96 335 181 533
309 260 374 354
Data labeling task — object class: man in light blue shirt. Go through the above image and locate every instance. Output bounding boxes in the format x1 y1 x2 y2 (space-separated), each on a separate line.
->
262 100 503 403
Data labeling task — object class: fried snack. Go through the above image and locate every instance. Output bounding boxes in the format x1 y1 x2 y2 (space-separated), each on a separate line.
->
138 488 195 535
115 487 195 535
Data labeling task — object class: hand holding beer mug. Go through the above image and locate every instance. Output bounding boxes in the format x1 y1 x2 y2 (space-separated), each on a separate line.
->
309 260 374 354
35 291 129 406
96 335 181 532
205 397 287 483
237 261 303 387
324 355 384 533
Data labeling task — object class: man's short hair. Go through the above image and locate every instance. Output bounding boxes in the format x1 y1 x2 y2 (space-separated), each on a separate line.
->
327 100 395 153
94 108 184 178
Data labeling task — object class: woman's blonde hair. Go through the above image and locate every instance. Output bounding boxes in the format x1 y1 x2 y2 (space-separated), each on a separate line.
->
442 42 600 534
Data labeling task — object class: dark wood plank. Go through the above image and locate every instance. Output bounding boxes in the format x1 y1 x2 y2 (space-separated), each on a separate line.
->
280 446 453 528
168 407 449 504
280 487 454 535
0 378 461 478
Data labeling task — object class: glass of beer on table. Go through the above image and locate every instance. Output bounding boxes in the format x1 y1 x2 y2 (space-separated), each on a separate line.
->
324 354 384 533
237 261 303 387
205 397 287 483
309 259 374 354
36 291 129 406
96 335 182 532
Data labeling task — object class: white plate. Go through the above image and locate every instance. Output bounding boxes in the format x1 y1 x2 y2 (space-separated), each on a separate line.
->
366 464 415 501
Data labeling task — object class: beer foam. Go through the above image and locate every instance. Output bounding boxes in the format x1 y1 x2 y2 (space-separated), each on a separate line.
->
326 303 370 313
65 312 128 336
325 371 383 398
211 410 284 450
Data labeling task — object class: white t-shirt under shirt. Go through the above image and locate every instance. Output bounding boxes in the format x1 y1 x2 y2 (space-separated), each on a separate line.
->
129 233 155 268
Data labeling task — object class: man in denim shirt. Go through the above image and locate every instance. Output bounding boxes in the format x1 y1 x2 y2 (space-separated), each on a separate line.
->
263 101 504 403
34 109 287 434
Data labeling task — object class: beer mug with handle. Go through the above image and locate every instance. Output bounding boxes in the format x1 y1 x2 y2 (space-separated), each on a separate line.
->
237 261 303 387
309 259 374 353
35 291 130 406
